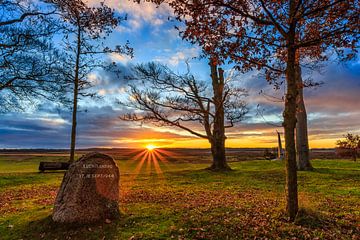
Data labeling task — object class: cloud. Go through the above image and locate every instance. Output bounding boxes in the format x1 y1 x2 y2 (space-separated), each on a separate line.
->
87 0 173 31
1 32 359 150
305 62 360 114
108 53 132 64
154 47 200 66
84 62 134 103
237 59 360 146
0 105 192 148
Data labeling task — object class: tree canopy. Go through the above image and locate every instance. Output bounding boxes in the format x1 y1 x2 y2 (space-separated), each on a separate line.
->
0 0 66 112
158 0 360 221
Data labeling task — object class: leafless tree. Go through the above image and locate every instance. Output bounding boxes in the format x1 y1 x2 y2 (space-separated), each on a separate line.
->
46 0 133 162
121 61 248 171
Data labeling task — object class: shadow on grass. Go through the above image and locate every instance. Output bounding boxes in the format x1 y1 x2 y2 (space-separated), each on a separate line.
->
11 205 358 240
313 167 360 174
294 208 336 229
17 208 179 240
165 167 285 191
19 214 126 240
310 168 360 184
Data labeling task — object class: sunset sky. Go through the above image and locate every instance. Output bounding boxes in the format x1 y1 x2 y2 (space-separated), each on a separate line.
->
0 0 359 149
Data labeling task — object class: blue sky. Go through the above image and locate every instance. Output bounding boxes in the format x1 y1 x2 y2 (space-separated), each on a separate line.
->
0 0 359 149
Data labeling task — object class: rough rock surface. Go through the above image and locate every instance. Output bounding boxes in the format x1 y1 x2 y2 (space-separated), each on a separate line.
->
52 152 120 224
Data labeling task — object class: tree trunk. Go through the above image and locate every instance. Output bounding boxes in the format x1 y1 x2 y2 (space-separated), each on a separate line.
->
69 80 78 162
209 138 230 171
277 131 284 160
283 30 299 221
69 26 81 163
207 63 231 171
295 65 313 171
352 150 357 162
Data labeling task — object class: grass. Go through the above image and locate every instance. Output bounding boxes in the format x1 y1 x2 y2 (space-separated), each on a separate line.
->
0 153 359 239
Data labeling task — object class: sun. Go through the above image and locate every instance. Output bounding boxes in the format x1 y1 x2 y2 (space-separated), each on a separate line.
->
145 144 157 151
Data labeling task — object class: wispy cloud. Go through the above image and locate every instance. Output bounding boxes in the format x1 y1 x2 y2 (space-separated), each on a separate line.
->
154 47 200 66
87 0 173 31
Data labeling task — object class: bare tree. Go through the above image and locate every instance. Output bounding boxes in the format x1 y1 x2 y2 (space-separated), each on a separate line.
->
0 0 66 112
46 0 133 162
121 61 248 171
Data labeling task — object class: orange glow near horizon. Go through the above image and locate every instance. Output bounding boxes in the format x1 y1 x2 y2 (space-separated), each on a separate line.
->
111 124 343 149
132 135 339 149
111 129 342 149
112 136 338 149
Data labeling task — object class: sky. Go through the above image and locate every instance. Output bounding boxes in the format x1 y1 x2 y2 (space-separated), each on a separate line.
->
0 0 359 149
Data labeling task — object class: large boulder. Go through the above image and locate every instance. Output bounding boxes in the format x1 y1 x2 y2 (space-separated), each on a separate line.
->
52 152 120 224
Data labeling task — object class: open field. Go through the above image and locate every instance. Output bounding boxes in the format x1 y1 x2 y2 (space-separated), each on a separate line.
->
0 149 359 239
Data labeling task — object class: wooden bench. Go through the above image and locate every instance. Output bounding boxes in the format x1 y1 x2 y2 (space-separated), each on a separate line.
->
39 162 70 172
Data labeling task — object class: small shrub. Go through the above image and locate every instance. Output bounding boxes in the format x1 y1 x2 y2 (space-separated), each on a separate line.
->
336 133 360 161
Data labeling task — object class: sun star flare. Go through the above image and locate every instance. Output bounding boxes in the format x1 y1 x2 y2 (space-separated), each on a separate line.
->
145 144 157 151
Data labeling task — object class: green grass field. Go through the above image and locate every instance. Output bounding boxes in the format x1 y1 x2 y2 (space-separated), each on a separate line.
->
0 153 359 239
